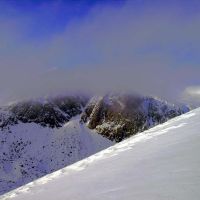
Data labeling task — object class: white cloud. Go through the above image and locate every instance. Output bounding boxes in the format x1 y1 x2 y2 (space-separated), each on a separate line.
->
182 86 200 105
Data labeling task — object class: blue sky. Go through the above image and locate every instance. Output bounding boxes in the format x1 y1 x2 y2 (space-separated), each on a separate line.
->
0 0 125 39
2 0 200 39
0 0 200 104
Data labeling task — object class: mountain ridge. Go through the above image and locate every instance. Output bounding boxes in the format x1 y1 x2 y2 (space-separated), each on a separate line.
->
0 93 190 195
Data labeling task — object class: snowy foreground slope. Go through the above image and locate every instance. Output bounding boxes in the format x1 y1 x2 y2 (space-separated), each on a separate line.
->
1 108 200 200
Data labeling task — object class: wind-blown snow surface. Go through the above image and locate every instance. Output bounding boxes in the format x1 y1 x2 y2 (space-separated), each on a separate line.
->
1 108 200 200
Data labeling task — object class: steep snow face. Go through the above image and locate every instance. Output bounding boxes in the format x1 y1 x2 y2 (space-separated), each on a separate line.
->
82 94 189 142
0 116 114 195
2 108 200 200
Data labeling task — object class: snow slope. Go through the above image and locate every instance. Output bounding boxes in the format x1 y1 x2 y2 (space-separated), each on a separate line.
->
0 116 114 194
1 107 199 200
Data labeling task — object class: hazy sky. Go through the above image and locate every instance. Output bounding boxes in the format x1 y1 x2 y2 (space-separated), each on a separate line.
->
0 0 200 105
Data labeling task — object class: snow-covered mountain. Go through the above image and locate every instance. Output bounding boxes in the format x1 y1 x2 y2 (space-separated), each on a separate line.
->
0 96 114 194
1 107 199 200
0 94 189 195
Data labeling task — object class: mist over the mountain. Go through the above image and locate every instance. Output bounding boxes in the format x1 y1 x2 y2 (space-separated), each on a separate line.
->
0 0 200 105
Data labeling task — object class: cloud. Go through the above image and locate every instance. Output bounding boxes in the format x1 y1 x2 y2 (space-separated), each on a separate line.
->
0 1 200 105
182 86 200 105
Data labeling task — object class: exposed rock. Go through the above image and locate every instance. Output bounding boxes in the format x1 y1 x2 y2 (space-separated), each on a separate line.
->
82 94 189 142
2 96 88 129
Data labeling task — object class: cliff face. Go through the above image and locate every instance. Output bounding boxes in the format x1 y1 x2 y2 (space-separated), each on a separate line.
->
0 94 189 144
0 96 88 130
81 94 189 142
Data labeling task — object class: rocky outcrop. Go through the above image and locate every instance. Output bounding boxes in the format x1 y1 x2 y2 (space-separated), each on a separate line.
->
0 109 17 130
1 94 189 141
0 96 88 129
81 94 189 142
